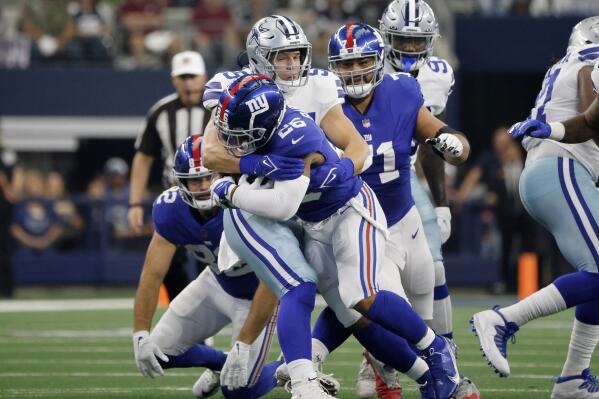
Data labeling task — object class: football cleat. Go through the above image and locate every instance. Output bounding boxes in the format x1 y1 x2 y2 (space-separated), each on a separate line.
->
192 369 220 398
290 378 336 399
418 371 438 399
470 306 519 377
551 368 599 399
453 376 481 399
364 351 403 399
422 336 459 399
356 357 376 398
276 362 340 396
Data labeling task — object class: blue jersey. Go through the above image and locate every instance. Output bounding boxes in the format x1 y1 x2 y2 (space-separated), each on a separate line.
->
342 73 424 226
152 188 258 300
258 107 363 222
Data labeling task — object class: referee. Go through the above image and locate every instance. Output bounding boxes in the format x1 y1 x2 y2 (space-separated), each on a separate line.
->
128 51 209 300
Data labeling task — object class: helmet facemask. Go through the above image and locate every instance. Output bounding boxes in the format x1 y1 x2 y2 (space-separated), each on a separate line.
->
330 54 383 99
383 30 435 72
173 168 214 210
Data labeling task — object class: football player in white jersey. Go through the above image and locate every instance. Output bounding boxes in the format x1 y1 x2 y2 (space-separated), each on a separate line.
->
201 15 370 399
349 2 480 398
474 17 599 399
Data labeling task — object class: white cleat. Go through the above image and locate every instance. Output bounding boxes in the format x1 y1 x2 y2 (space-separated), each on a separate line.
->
275 362 340 396
356 357 376 398
454 376 481 399
291 378 336 399
470 306 519 377
551 368 599 399
192 369 220 398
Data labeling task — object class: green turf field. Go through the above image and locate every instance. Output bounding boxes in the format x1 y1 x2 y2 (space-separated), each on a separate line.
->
0 301 593 398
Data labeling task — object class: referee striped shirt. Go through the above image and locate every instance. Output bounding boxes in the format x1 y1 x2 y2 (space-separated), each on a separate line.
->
134 93 209 186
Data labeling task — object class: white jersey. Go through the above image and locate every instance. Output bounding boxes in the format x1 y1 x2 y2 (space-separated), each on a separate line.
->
592 62 599 92
525 44 599 180
385 56 455 169
203 67 344 126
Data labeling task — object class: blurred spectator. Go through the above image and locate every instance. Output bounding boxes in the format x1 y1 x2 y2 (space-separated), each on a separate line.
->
191 0 238 71
456 127 526 293
118 0 182 67
45 171 85 251
18 0 79 64
530 0 599 16
477 0 514 15
10 170 63 253
72 0 113 63
230 0 274 51
0 150 15 298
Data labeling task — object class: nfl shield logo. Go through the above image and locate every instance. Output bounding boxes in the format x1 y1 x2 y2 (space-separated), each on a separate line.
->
362 119 371 128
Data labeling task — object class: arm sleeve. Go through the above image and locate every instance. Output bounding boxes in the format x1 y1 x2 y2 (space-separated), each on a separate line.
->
231 175 310 221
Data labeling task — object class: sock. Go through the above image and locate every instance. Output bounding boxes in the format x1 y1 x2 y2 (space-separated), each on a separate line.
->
429 261 453 339
160 344 226 370
365 290 429 344
407 359 431 383
554 272 599 307
222 359 284 399
311 306 351 365
560 301 599 377
353 321 424 378
501 283 566 327
277 282 317 384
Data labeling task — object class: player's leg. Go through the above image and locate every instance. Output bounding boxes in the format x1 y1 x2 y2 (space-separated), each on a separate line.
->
472 157 599 377
411 170 454 338
224 209 325 395
150 268 230 370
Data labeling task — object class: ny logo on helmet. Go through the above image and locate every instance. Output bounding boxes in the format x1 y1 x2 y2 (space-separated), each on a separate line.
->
246 93 270 114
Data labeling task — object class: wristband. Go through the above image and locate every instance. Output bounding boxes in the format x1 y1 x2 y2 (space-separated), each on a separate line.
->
548 122 565 141
129 203 143 208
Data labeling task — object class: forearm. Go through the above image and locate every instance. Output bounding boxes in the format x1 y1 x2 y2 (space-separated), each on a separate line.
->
133 268 163 332
201 119 242 173
232 176 309 220
130 152 153 205
237 282 279 344
418 144 447 207
560 99 599 143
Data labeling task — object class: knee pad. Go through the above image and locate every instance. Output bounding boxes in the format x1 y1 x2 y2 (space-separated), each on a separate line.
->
406 291 433 321
434 261 447 287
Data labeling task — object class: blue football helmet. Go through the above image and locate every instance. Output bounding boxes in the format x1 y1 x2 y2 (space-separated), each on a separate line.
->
173 135 214 210
215 74 286 156
328 23 385 99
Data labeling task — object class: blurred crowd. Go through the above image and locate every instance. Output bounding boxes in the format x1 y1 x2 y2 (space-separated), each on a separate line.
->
1 0 595 70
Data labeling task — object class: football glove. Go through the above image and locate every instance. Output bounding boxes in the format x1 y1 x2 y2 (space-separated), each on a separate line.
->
508 119 551 139
435 207 452 244
309 158 355 189
133 330 168 378
210 177 237 208
239 154 304 180
220 340 251 389
426 134 463 157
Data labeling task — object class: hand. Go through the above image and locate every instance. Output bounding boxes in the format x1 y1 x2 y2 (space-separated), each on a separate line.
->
133 331 168 378
128 206 144 234
220 341 251 389
238 175 271 190
309 158 355 189
211 176 237 208
239 154 304 180
435 207 452 244
426 134 463 158
508 119 551 139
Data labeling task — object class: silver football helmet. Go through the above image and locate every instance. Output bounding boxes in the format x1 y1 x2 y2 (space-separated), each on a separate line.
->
379 0 439 72
569 16 599 49
246 15 312 91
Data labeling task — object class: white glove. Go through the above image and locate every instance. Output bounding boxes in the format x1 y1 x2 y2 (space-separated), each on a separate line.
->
435 207 452 244
37 35 58 57
426 133 463 158
133 330 169 378
220 340 251 389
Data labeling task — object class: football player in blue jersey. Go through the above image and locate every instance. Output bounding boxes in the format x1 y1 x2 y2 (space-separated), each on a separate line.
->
200 15 371 399
296 23 471 399
210 74 463 399
132 135 282 399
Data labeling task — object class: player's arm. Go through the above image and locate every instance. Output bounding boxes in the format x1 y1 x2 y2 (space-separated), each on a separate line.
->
320 104 372 175
211 153 323 221
220 281 279 388
418 110 448 207
132 231 175 378
202 110 305 180
128 151 154 232
415 106 470 165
